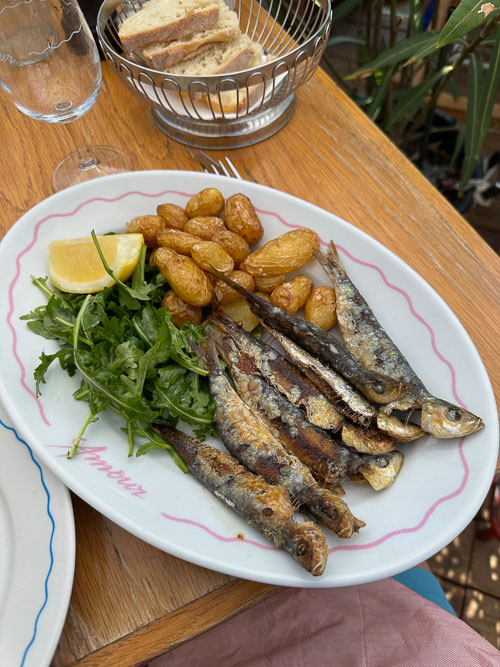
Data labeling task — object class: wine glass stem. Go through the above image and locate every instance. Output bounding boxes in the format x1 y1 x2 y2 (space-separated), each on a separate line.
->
64 121 99 171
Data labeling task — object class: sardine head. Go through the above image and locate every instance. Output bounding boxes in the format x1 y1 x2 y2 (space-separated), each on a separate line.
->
359 451 404 491
361 374 405 405
291 522 328 576
420 398 484 439
375 414 424 443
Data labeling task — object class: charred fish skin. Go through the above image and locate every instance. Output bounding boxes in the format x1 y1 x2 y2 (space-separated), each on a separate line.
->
264 324 420 454
214 329 400 491
320 242 484 438
210 311 344 432
212 273 404 405
213 313 409 455
317 243 425 407
268 324 424 444
213 331 354 487
202 329 363 538
153 425 328 575
265 324 376 428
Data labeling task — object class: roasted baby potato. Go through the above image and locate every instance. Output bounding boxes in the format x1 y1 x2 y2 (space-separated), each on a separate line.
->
224 193 264 246
156 203 187 230
184 216 226 241
162 290 202 326
211 228 250 265
191 241 234 275
154 250 212 306
150 246 176 270
186 188 225 218
270 274 313 315
253 273 287 294
157 229 200 255
221 297 260 331
240 229 320 277
127 215 164 248
305 286 337 330
213 270 255 305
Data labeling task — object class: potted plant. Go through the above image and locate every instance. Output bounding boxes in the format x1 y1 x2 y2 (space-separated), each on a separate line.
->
326 0 500 209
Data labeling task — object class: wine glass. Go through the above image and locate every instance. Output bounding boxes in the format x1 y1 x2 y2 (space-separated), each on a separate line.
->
0 0 134 191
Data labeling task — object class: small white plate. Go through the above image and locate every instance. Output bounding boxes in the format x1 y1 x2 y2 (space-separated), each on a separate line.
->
0 170 497 588
0 403 75 667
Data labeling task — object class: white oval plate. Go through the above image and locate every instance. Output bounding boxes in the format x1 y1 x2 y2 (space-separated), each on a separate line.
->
0 403 75 667
0 170 497 588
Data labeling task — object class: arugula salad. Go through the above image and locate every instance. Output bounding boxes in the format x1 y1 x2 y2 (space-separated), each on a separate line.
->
21 240 216 471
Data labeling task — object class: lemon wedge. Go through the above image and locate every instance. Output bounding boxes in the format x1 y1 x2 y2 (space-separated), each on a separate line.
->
48 234 144 293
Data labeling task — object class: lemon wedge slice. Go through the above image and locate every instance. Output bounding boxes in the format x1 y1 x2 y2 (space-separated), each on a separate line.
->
48 234 144 293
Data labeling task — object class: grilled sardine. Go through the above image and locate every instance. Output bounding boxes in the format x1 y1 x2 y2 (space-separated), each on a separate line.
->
214 329 402 490
154 425 329 575
265 323 376 428
266 324 424 445
211 273 405 404
210 311 344 432
201 329 364 538
318 242 484 439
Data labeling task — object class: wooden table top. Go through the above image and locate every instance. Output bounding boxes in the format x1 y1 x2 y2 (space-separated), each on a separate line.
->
1 62 499 666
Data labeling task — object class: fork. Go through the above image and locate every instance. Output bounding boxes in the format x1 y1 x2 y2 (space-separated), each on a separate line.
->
196 150 242 180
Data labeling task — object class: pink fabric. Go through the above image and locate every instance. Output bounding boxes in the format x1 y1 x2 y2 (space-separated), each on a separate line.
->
150 576 500 667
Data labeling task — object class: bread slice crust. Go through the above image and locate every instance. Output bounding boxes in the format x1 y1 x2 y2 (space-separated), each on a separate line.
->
143 4 240 69
165 33 263 76
119 0 220 52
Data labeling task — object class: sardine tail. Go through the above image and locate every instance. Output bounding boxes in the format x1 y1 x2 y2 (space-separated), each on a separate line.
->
325 241 348 278
201 325 223 376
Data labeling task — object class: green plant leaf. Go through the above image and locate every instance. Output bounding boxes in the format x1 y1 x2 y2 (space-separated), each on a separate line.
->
409 0 423 35
437 0 500 48
388 66 453 126
479 26 500 139
407 33 441 62
460 54 484 189
478 35 499 46
451 126 466 164
366 68 393 121
445 73 460 100
327 36 366 46
459 26 500 191
345 31 440 79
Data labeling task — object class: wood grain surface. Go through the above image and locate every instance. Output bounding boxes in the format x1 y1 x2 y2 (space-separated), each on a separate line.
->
1 61 499 666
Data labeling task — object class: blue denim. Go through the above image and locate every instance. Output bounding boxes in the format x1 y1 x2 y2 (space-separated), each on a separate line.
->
393 568 456 616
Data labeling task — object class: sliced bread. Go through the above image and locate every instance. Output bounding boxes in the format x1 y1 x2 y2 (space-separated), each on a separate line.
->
119 0 220 53
204 85 261 114
165 32 264 76
201 52 266 114
143 2 240 70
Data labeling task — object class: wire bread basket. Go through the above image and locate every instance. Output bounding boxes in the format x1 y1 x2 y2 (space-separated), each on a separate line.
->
97 0 332 148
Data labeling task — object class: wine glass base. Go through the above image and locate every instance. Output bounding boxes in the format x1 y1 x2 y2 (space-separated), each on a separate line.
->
52 146 135 192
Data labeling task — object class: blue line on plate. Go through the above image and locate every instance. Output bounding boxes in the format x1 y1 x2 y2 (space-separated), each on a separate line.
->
0 418 56 667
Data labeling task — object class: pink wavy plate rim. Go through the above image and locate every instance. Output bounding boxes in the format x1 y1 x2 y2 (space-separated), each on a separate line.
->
5 186 471 558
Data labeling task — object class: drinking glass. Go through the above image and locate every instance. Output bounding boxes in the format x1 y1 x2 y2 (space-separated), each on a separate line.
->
0 0 134 191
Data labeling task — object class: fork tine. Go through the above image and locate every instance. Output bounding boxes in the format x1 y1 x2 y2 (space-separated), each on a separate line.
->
196 150 223 175
218 160 232 178
196 150 243 180
224 157 242 180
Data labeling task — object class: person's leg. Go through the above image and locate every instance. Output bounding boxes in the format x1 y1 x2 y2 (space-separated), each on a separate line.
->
393 563 456 615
